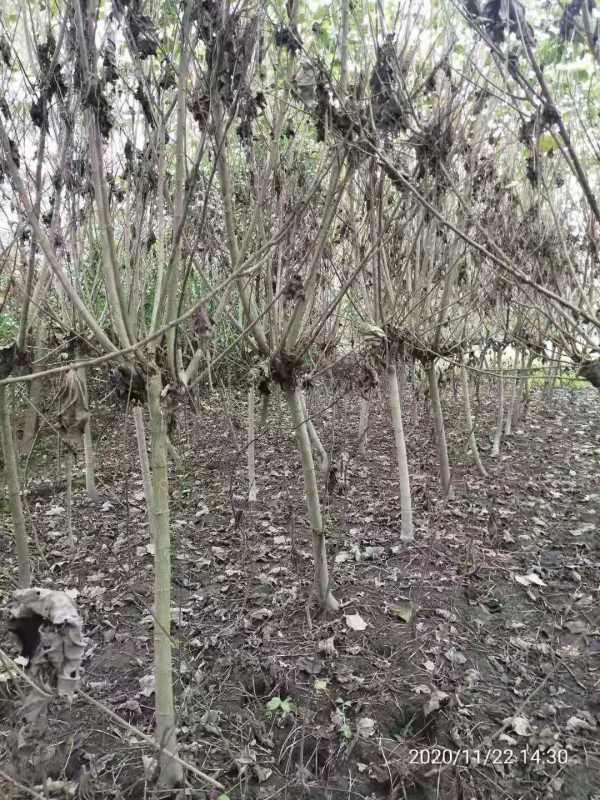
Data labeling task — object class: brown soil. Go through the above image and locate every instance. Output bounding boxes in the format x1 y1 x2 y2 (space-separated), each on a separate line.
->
1 382 599 800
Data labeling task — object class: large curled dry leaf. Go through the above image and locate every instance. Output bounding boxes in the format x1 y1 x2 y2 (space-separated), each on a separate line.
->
346 612 368 631
7 588 85 718
58 369 89 444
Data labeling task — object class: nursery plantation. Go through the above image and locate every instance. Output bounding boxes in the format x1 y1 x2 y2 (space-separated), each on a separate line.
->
0 0 599 798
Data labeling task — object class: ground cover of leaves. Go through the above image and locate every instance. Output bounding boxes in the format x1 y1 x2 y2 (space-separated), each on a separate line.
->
1 381 599 800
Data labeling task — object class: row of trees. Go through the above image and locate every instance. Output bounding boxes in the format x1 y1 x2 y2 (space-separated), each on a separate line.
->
1 0 599 787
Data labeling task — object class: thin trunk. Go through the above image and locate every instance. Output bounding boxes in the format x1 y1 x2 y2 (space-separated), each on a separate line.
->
247 383 257 504
0 385 31 587
543 347 560 405
513 351 531 427
148 372 183 788
285 386 338 612
461 365 487 478
78 365 99 501
340 0 349 94
65 448 74 547
300 393 329 477
428 363 453 498
21 379 43 455
504 351 520 436
491 349 505 458
358 397 369 456
259 391 270 427
520 352 536 422
165 5 190 376
133 405 155 540
21 267 50 452
386 363 414 541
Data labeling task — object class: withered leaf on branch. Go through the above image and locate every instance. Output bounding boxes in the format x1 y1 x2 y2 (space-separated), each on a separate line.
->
58 369 89 444
578 359 600 388
194 304 214 339
103 36 119 84
0 34 11 67
127 11 159 59
110 366 147 404
0 340 16 379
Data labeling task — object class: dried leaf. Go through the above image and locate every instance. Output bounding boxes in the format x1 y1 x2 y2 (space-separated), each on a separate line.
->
390 601 417 623
505 715 531 736
445 648 467 665
139 673 155 697
424 689 449 716
357 717 376 738
346 613 368 631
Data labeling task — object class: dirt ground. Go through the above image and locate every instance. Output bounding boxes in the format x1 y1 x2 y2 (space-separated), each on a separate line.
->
1 379 599 800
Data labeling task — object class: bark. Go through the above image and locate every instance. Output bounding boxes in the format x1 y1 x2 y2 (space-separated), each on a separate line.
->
491 349 505 458
386 364 414 541
78 365 99 501
543 347 561 405
504 351 520 437
513 351 533 426
285 386 338 612
300 393 329 477
165 6 190 376
259 392 270 427
133 405 155 540
247 383 257 504
65 448 74 547
428 363 453 498
21 378 43 455
461 365 487 478
148 372 183 788
0 385 31 587
358 397 369 456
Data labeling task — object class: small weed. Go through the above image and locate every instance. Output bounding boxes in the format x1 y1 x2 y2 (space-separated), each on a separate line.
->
266 696 296 717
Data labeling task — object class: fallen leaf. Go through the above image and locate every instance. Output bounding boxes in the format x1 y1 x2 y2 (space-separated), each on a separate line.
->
139 674 155 697
318 637 338 656
424 689 449 716
564 620 588 634
515 573 546 587
445 648 467 665
357 717 376 738
566 714 596 733
390 601 417 623
45 506 65 516
505 715 531 736
346 613 367 631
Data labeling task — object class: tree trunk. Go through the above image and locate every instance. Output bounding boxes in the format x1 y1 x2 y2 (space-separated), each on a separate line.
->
133 405 155 540
543 346 561 405
147 372 183 788
21 378 42 455
247 383 257 504
427 363 453 498
461 365 487 478
491 349 505 458
65 447 74 547
504 351 520 437
78 365 99 501
20 322 46 455
386 363 414 541
285 386 338 612
512 351 529 427
0 385 31 587
357 397 369 456
300 393 329 477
